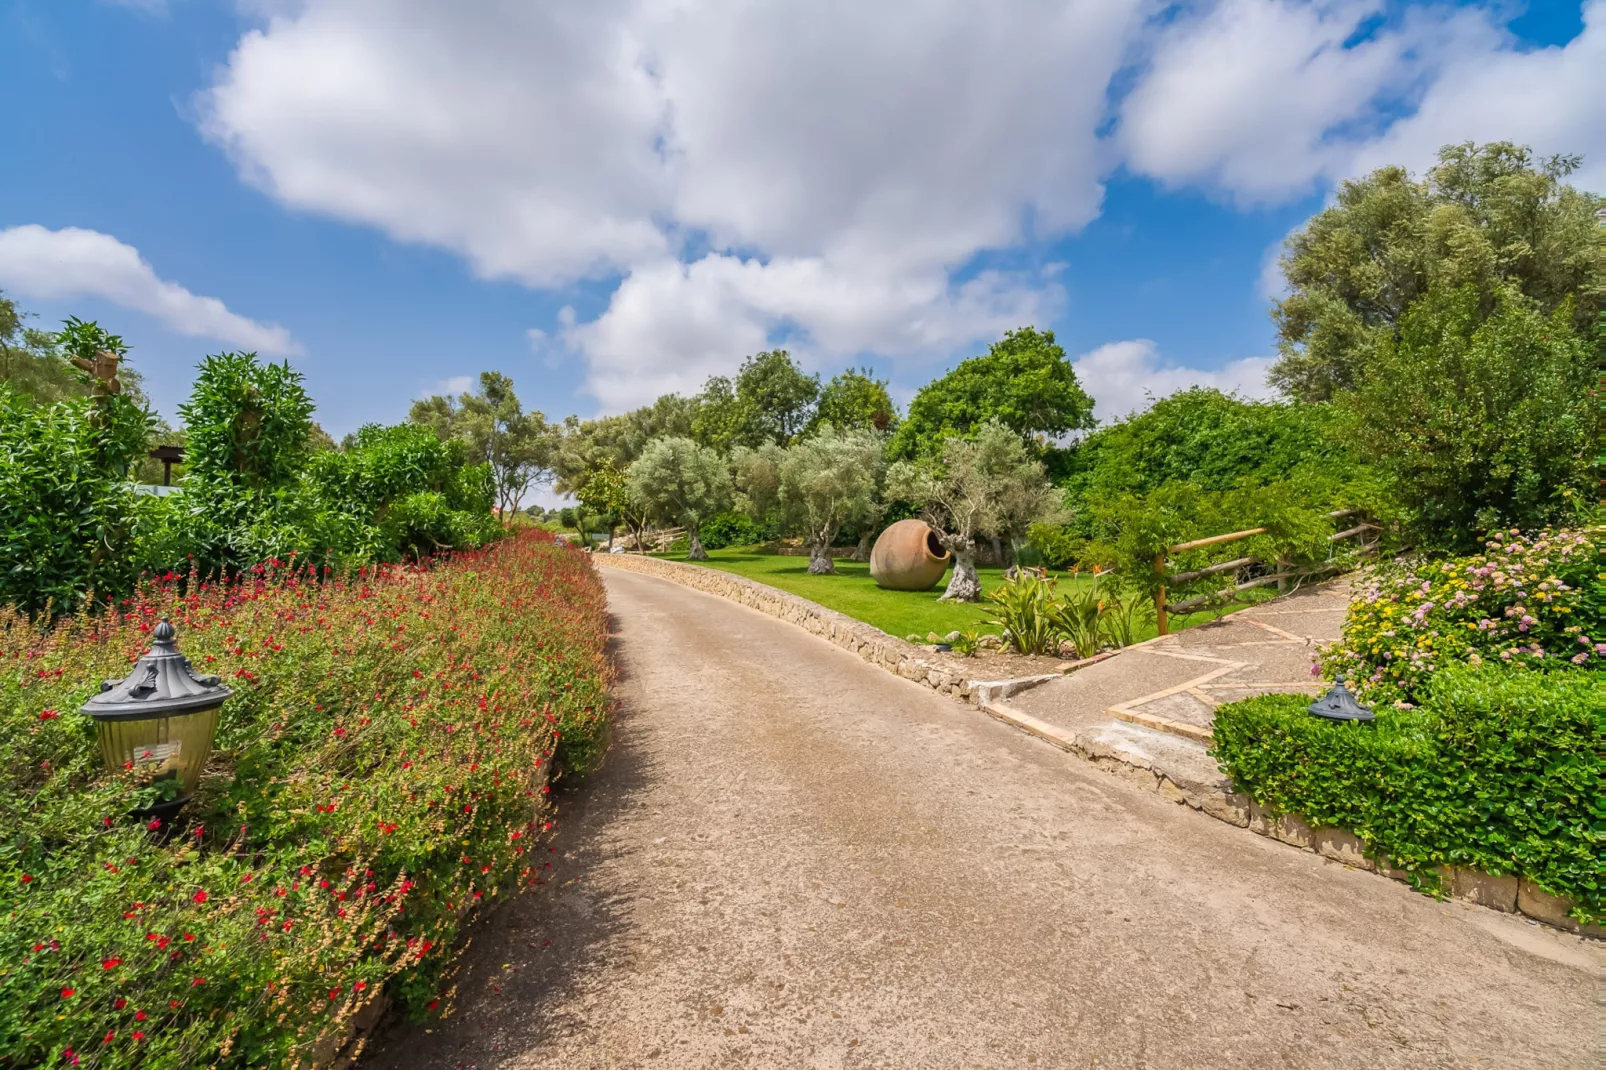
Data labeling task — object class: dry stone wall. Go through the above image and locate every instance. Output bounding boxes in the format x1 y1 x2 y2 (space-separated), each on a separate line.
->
593 553 981 700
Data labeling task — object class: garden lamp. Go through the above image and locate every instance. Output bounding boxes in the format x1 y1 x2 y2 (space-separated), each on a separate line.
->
81 618 232 825
1307 674 1374 723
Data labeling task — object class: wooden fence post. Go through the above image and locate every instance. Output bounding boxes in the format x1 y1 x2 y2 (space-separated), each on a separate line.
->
1154 553 1168 636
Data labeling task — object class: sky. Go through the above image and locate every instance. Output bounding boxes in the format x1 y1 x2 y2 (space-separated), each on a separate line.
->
0 0 1600 442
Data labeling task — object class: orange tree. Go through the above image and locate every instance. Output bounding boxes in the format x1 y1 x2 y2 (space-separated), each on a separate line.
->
0 530 609 1068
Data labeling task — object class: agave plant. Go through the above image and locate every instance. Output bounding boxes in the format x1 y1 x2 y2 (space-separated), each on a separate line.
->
1098 582 1155 648
983 571 1062 655
1049 575 1105 659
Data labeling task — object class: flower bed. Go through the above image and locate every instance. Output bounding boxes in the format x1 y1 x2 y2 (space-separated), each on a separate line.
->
0 530 610 1068
1322 528 1601 703
1212 664 1600 925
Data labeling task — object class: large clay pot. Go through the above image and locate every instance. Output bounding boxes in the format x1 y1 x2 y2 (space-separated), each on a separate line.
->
869 519 951 591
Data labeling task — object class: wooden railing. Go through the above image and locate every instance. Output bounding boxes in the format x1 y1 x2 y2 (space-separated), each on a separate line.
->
1153 510 1378 635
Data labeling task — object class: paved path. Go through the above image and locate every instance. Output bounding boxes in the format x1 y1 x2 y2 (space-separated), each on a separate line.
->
365 569 1599 1070
1005 581 1354 789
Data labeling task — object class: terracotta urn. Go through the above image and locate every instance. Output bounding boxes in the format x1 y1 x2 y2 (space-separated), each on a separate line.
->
869 519 951 591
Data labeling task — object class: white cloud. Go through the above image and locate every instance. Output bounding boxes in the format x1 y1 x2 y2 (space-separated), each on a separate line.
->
1347 0 1606 192
200 0 1138 407
565 253 1063 408
1075 339 1276 422
1118 0 1606 199
195 0 1604 408
421 375 473 399
0 225 299 355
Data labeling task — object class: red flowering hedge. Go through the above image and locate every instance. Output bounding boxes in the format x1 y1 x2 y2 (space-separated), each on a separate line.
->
0 530 610 1068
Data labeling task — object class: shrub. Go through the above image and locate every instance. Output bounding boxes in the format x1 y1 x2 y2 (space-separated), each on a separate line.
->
0 386 152 614
1212 664 1600 922
699 511 776 550
1323 528 1602 703
1340 282 1594 549
984 572 1061 655
0 530 610 1067
1026 523 1083 570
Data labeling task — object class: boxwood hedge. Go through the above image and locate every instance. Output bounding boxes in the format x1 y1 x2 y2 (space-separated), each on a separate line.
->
1212 663 1600 923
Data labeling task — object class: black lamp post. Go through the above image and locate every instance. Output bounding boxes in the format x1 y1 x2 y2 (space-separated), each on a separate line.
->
81 618 232 828
1308 674 1375 723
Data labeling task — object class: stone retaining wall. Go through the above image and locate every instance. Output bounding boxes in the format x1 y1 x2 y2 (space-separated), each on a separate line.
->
593 552 985 701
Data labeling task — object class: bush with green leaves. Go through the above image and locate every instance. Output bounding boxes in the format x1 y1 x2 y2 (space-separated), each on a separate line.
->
699 511 776 550
1083 476 1382 607
1322 528 1602 704
0 531 610 1068
1212 663 1600 922
303 422 499 562
0 378 152 614
1339 283 1594 550
1026 523 1084 570
1060 388 1354 507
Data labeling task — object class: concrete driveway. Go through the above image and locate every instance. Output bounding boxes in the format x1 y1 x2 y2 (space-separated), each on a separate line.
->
364 568 1599 1070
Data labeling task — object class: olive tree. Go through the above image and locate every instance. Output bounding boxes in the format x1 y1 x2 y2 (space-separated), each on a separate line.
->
887 420 1057 601
781 427 886 574
625 436 731 560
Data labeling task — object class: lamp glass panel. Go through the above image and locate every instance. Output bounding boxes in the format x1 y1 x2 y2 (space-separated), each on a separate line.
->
97 706 221 796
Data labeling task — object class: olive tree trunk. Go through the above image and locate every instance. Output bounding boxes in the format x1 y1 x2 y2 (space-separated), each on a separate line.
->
807 543 837 574
939 547 981 601
686 527 709 561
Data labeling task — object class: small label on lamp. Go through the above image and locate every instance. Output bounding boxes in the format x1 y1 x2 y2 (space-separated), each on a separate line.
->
131 741 182 767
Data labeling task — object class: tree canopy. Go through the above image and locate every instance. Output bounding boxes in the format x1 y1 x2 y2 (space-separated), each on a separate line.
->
625 436 732 560
810 367 897 435
1271 141 1602 402
691 349 820 451
411 371 554 515
891 327 1094 457
1340 281 1594 548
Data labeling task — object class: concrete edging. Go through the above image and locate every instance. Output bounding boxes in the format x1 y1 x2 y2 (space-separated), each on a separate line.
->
981 696 1600 938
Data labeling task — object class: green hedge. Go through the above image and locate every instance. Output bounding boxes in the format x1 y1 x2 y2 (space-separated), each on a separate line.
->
0 531 610 1067
1212 664 1601 922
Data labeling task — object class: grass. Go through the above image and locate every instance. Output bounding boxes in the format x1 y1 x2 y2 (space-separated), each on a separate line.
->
647 547 1260 641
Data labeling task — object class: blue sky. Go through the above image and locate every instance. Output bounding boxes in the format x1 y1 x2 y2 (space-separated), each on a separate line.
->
0 0 1599 440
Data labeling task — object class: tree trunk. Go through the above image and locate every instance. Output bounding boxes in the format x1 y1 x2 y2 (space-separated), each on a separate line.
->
989 534 1005 568
850 530 873 562
606 524 616 551
807 543 837 575
687 527 709 561
939 548 981 601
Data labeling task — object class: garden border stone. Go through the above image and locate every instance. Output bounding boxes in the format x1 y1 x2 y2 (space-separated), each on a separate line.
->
595 552 993 701
593 553 1600 940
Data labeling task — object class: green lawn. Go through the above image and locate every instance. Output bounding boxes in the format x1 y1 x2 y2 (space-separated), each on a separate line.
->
647 548 1252 641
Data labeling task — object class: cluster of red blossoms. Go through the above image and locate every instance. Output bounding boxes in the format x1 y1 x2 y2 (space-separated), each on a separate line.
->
1 530 611 1068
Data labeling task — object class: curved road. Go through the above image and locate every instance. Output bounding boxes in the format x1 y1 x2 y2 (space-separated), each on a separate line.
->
367 569 1598 1069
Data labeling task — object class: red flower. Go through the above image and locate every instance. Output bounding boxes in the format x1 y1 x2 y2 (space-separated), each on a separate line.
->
19 874 31 883
133 1032 145 1042
192 889 209 903
38 708 59 720
103 1030 116 1044
427 999 439 1011
191 977 205 986
353 981 367 992
60 987 75 999
102 957 122 970
115 998 127 1010
135 1010 147 1021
